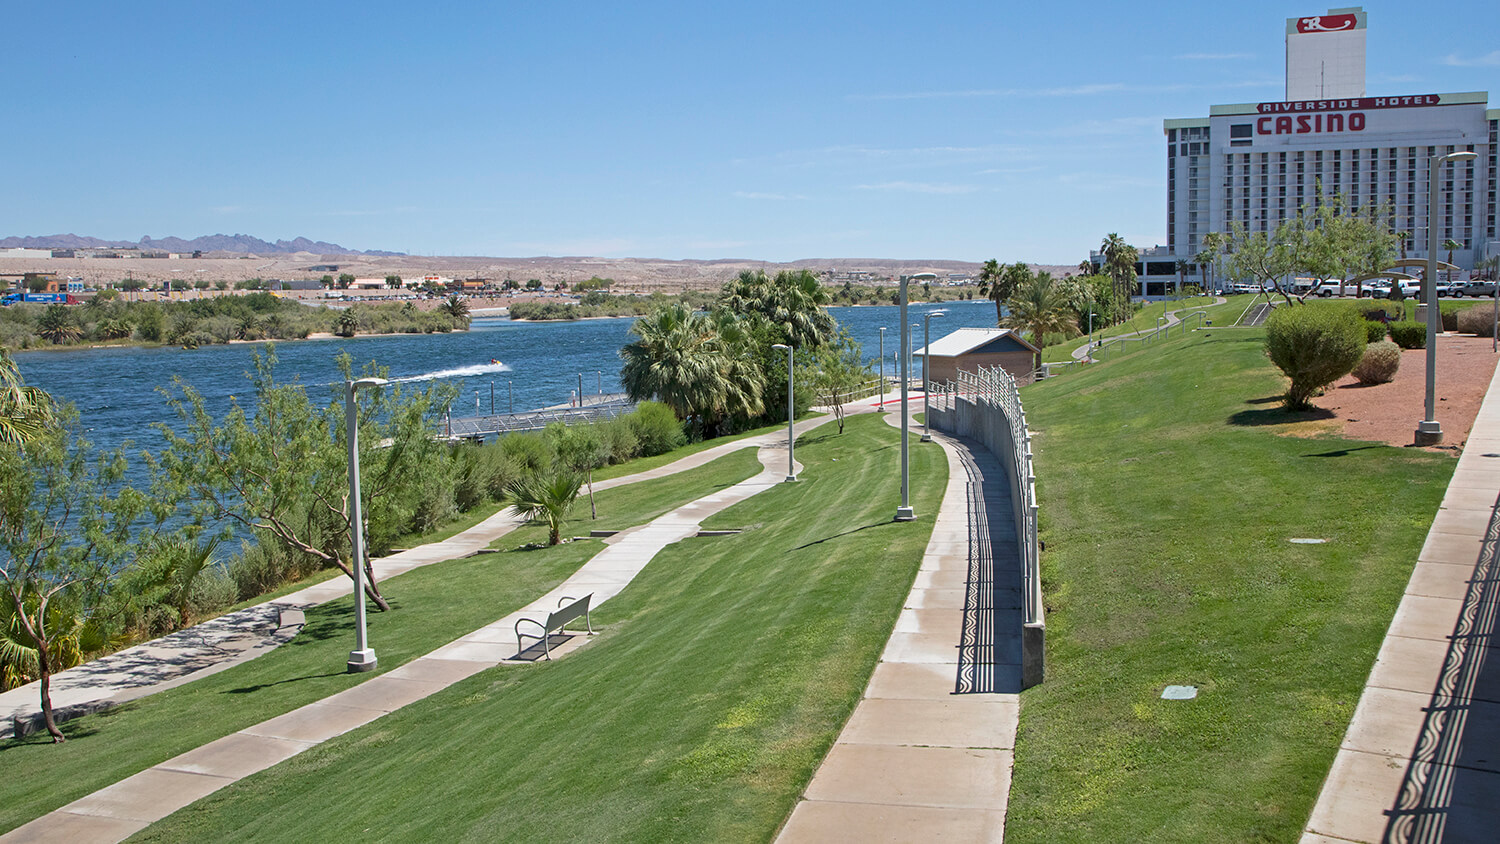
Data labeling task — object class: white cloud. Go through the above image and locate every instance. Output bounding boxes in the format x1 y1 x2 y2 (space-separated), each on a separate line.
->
854 181 979 195
1442 51 1500 67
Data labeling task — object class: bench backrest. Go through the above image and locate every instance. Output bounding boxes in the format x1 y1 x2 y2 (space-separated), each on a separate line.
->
546 594 592 631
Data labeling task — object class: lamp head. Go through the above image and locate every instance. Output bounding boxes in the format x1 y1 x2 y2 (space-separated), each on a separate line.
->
1444 151 1479 164
771 343 790 351
351 377 389 390
928 310 946 319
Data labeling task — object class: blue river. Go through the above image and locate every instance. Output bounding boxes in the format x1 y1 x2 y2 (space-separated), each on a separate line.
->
13 298 1001 462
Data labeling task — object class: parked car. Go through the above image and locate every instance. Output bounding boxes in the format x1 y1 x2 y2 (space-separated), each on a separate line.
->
1359 281 1392 298
1433 282 1457 298
1228 282 1260 294
1454 281 1499 298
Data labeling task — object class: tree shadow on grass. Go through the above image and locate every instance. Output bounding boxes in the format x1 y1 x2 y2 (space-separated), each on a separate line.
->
793 520 894 550
224 671 346 694
1304 445 1386 458
1229 397 1336 426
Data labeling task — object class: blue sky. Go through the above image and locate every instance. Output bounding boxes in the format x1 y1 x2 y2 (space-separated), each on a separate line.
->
4 1 1495 263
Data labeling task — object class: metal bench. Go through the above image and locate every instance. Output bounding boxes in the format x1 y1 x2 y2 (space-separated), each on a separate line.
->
514 594 594 660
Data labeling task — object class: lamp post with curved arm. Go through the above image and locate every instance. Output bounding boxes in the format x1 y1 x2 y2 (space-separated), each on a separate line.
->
920 310 946 442
345 376 388 673
771 344 796 482
1415 150 1478 446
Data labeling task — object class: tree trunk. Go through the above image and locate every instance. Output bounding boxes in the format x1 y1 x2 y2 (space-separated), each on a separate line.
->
587 470 596 520
362 555 391 612
37 646 64 743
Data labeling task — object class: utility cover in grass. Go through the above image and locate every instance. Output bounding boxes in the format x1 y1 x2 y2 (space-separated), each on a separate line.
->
1288 538 1329 544
1161 685 1198 700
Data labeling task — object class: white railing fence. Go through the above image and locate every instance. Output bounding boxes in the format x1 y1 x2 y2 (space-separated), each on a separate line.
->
928 365 1044 688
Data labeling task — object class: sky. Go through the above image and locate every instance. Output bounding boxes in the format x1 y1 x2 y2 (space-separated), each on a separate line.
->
4 1 1496 264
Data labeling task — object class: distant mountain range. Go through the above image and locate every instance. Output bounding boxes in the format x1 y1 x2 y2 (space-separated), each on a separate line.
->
0 233 404 257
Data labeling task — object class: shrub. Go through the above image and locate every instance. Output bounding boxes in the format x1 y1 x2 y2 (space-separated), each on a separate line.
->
1356 302 1394 322
1264 306 1365 410
626 401 687 456
1388 321 1427 349
1457 307 1496 337
1363 320 1387 342
1352 341 1401 384
499 431 553 473
595 418 640 464
1442 308 1459 332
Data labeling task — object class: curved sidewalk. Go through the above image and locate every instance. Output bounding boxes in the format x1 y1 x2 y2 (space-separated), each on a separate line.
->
1304 360 1500 842
2 420 827 844
778 413 1022 842
0 423 812 739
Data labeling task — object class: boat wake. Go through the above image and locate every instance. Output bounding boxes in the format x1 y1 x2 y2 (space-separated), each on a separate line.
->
399 361 512 382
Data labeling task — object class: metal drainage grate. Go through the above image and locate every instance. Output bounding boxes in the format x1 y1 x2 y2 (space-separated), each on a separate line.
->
1161 685 1198 700
1288 538 1328 544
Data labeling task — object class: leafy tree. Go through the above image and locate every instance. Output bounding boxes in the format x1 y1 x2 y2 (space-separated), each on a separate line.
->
0 410 142 741
619 303 765 436
36 306 82 345
320 275 335 289
1099 233 1138 323
92 289 119 302
1174 258 1191 298
525 279 543 290
719 269 836 349
503 468 582 546
502 279 519 291
548 423 608 519
194 280 210 291
26 276 49 294
0 350 56 445
150 347 452 612
1197 230 1228 293
170 279 190 292
1225 219 1300 305
1264 306 1364 410
337 274 355 290
118 278 145 295
93 317 132 341
215 280 229 291
385 274 403 289
811 329 870 434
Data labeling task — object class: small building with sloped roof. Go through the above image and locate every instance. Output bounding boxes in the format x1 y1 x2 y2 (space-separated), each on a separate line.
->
915 327 1040 386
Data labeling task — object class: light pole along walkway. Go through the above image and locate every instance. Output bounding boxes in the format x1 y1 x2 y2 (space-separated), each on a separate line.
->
777 411 1024 842
1 415 830 844
0 421 810 739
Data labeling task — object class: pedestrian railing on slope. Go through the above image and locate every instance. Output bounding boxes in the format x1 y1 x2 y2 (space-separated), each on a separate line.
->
444 396 636 439
928 365 1044 688
1082 310 1209 363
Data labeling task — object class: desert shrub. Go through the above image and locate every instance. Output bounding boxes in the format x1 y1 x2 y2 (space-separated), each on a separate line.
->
1352 340 1402 384
595 418 640 464
1363 320 1387 342
228 540 321 601
1356 302 1395 322
1265 306 1365 410
1442 308 1460 332
626 400 687 456
1388 321 1427 349
452 444 517 510
187 568 238 619
1457 307 1496 337
498 431 553 473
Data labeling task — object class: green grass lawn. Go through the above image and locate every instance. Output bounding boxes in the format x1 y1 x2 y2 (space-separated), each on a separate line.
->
129 413 946 843
0 448 767 835
1007 326 1455 842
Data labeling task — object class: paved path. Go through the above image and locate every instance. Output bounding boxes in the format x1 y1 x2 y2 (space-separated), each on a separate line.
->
1069 297 1225 362
777 412 1023 843
1304 360 1500 842
2 417 830 844
0 424 801 738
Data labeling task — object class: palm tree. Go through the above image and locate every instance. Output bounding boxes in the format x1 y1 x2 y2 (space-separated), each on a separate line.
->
978 259 1003 322
440 295 470 321
1174 258 1191 298
1443 238 1463 282
503 468 583 545
35 306 82 345
335 310 359 338
1397 230 1410 259
718 269 835 349
93 317 132 341
1199 231 1228 293
1099 234 1139 322
0 351 56 445
620 303 765 434
1003 272 1077 353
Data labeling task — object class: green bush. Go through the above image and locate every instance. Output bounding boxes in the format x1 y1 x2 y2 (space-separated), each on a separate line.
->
1457 307 1496 337
1352 340 1402 384
1388 321 1427 349
1442 308 1460 332
499 431 553 473
594 418 641 464
626 401 687 456
1355 302 1395 322
1264 306 1365 410
1363 320 1387 342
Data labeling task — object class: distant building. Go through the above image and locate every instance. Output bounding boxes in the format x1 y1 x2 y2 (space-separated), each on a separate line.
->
0 248 54 259
306 264 340 272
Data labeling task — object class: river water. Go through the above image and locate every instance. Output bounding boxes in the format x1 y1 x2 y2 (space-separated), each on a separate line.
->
13 298 1001 462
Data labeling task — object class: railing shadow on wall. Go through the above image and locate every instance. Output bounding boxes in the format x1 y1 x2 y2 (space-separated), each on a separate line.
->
928 365 1045 689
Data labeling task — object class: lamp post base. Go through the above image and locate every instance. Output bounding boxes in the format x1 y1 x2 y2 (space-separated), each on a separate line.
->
783 475 798 483
920 434 932 442
894 506 916 522
1414 421 1444 446
347 649 378 673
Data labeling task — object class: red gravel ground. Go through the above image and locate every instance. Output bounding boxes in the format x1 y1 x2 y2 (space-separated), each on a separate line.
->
1317 334 1500 451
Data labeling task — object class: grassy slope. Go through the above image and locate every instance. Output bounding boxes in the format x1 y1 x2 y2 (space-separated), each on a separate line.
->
131 413 945 843
1008 325 1455 842
0 448 765 834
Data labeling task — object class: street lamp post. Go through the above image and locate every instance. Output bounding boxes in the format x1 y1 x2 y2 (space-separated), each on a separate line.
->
895 278 916 521
771 344 796 482
578 373 584 407
345 376 388 673
1415 150 1478 446
877 327 887 411
920 310 946 442
1088 312 1098 357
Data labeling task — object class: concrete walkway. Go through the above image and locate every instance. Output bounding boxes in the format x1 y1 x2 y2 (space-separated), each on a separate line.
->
1069 297 1225 362
777 413 1022 843
2 418 829 844
0 424 798 738
1304 360 1500 842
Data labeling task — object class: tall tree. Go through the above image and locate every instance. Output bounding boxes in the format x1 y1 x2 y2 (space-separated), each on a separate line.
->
810 329 871 434
620 304 766 436
1003 272 1078 355
1444 238 1463 282
1099 234 1139 323
548 423 607 519
719 269 836 349
502 468 582 546
977 259 1004 322
0 410 142 741
0 351 56 446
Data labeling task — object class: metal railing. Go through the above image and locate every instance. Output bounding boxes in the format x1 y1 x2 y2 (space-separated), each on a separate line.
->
1084 310 1209 363
928 366 1042 634
444 395 636 439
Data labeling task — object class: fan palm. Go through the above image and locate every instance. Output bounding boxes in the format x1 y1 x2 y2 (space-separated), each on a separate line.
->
0 350 55 445
1003 272 1078 350
440 295 471 327
619 304 765 432
719 269 834 349
1443 238 1463 282
35 305 82 345
503 468 583 545
335 310 359 338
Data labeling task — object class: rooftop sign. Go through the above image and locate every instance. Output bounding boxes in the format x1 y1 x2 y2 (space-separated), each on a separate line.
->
1294 13 1358 33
